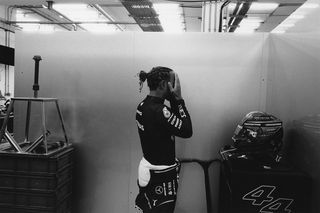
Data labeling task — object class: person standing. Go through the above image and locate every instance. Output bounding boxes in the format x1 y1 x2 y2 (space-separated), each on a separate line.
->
135 66 193 213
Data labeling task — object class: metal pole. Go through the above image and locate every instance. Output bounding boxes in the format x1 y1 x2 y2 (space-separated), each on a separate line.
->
208 1 212 32
202 2 206 32
41 102 48 153
25 130 50 152
24 101 32 142
55 100 69 145
203 163 212 213
0 99 14 142
4 130 23 153
219 1 230 32
4 20 138 25
180 158 221 213
33 55 42 98
214 1 218 32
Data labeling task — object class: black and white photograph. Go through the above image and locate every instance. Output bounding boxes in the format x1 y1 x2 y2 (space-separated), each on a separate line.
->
0 0 319 212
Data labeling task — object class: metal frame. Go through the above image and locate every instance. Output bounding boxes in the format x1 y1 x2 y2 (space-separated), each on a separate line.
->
180 158 221 213
0 97 69 155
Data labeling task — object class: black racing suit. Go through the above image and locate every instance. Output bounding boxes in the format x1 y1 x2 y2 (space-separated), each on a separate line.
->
135 95 192 213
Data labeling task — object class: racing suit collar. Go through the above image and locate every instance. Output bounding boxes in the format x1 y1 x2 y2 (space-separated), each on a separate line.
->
146 95 165 104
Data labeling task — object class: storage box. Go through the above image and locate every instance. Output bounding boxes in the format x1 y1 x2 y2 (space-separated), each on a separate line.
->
0 145 73 213
219 148 312 213
0 164 72 191
0 194 71 213
0 179 72 208
0 146 74 175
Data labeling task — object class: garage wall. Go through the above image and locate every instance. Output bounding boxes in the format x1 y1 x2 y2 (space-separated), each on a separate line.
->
15 32 268 213
266 33 320 213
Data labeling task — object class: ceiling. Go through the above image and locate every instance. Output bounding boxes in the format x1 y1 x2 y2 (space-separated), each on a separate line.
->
0 0 312 33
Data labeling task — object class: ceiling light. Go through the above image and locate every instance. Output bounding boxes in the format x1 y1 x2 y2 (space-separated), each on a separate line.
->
235 28 256 33
81 24 116 32
16 10 40 22
239 24 261 29
239 18 262 30
19 24 40 31
235 20 260 33
249 2 279 12
228 3 236 12
153 3 185 32
241 18 263 24
53 3 116 32
39 24 55 32
132 5 150 9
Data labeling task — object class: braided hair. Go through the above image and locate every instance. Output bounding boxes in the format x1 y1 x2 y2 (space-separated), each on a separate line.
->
138 66 173 92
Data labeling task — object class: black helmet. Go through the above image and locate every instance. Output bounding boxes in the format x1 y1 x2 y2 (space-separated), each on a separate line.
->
232 111 283 155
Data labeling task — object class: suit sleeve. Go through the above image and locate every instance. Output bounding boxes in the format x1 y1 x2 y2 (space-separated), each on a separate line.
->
155 99 193 138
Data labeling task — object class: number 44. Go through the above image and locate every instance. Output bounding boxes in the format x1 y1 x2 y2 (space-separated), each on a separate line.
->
242 185 294 213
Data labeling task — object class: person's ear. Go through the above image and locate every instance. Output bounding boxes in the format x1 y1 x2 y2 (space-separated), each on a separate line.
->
159 80 166 90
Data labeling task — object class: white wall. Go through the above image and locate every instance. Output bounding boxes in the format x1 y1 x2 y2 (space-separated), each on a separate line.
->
15 32 268 213
267 33 320 213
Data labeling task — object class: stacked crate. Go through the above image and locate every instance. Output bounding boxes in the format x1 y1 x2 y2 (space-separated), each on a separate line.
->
0 145 73 213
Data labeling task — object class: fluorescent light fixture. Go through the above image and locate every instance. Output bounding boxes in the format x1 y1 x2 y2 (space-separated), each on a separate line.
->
132 5 150 9
39 24 55 32
18 23 54 32
81 24 116 32
300 3 319 9
53 3 117 32
239 23 261 29
243 17 264 23
16 9 44 32
228 3 245 13
228 3 236 12
236 22 260 33
16 10 40 22
249 2 279 12
19 24 40 31
238 18 262 32
153 3 185 32
235 28 256 33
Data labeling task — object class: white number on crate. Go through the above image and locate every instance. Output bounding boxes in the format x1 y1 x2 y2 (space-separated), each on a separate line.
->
242 185 294 213
260 198 294 213
243 185 275 205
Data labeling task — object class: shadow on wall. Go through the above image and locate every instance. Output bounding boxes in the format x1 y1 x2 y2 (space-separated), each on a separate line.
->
285 114 320 213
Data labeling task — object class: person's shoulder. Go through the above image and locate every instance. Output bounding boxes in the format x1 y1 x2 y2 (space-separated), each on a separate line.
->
137 101 145 109
152 103 172 119
137 97 148 109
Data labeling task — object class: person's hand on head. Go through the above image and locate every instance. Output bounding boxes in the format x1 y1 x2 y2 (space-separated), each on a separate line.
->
168 73 182 100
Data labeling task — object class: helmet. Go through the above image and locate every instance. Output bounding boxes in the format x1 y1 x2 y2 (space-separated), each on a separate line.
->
232 111 283 156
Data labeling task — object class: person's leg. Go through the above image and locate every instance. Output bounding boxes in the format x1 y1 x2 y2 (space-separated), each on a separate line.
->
135 191 152 213
151 201 176 213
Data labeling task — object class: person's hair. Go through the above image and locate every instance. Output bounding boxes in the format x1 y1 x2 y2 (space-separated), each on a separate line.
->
138 66 173 92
